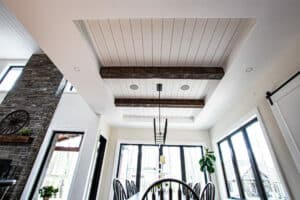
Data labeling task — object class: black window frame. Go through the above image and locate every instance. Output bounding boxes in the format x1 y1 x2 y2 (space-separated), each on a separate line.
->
218 118 269 199
116 143 206 192
0 66 24 90
29 130 84 199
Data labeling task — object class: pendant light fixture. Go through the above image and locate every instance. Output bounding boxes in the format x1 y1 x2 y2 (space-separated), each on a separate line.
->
153 83 168 145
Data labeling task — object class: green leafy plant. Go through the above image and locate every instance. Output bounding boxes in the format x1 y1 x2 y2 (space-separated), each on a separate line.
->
18 128 31 136
38 186 58 198
199 148 216 180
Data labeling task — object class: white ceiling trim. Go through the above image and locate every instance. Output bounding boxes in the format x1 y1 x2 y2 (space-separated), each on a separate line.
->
0 2 39 59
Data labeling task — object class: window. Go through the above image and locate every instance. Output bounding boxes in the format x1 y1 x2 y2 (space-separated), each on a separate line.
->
64 81 77 93
117 145 139 187
116 144 205 193
0 66 23 91
162 146 182 180
184 146 206 185
30 131 84 200
218 118 287 200
140 146 159 191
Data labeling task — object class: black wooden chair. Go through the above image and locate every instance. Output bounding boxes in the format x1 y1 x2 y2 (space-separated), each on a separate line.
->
141 178 200 200
113 179 127 200
193 183 201 198
131 180 137 195
199 182 215 200
126 179 136 198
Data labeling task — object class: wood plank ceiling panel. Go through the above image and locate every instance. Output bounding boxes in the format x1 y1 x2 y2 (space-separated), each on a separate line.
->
85 18 250 67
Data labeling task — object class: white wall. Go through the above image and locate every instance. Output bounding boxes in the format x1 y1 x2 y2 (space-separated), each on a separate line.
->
99 127 210 200
210 35 300 199
21 92 106 200
0 59 112 200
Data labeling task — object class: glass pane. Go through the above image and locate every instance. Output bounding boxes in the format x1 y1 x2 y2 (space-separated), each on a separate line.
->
184 147 205 186
219 141 240 198
140 146 159 192
117 145 138 186
162 146 182 180
34 133 83 200
64 81 77 92
231 132 259 199
0 67 23 91
246 121 287 200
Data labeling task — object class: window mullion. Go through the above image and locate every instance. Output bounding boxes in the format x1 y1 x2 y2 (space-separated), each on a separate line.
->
242 129 268 200
218 143 230 198
228 138 246 199
136 145 142 192
180 146 187 182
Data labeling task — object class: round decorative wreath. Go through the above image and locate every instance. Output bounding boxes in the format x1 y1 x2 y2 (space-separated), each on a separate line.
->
0 110 30 135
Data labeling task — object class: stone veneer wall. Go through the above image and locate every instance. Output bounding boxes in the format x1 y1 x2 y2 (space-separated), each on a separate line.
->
0 54 64 199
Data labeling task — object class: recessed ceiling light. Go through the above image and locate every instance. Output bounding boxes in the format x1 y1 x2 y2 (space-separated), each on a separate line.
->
130 84 139 90
73 67 80 72
180 84 190 91
245 67 254 73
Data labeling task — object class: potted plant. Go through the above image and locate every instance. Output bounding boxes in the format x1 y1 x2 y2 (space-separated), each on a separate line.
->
18 128 32 136
39 186 58 200
199 148 216 181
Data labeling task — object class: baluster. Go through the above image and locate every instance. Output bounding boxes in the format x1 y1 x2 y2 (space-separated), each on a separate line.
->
186 186 190 200
152 188 156 200
169 182 173 200
160 184 164 200
178 184 182 200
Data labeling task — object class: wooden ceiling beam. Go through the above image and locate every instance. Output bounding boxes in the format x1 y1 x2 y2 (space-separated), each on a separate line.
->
100 66 224 79
115 98 205 108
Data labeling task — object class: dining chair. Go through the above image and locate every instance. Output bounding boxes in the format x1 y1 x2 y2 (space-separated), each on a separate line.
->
183 182 193 196
199 182 215 200
113 179 127 200
193 182 201 197
126 180 133 198
141 178 200 200
131 180 137 194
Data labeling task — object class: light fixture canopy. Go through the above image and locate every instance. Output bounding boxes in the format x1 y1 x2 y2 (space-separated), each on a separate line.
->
129 84 139 90
180 84 190 91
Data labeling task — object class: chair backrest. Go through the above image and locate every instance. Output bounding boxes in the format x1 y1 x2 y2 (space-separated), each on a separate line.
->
131 180 137 194
126 180 131 198
193 183 201 197
126 179 137 198
113 179 127 200
199 182 215 200
142 178 200 200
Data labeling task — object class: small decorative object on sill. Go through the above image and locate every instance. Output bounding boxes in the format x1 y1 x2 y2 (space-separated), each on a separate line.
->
18 127 32 136
0 110 30 135
39 186 58 200
199 148 216 182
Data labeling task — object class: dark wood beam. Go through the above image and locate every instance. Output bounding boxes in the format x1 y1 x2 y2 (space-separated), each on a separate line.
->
115 98 205 108
100 66 224 79
54 146 80 152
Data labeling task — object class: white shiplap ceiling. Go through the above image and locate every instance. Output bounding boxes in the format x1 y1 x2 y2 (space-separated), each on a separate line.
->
84 18 249 67
105 79 210 99
82 18 251 124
